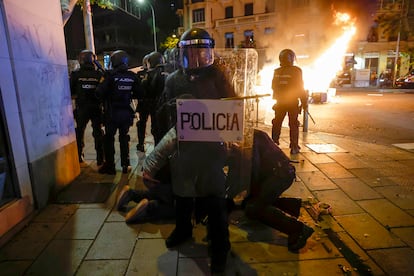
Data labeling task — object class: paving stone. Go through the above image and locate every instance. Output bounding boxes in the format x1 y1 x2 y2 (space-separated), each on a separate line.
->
282 180 314 200
367 160 410 176
326 152 369 169
106 209 126 222
32 204 78 222
336 231 385 275
86 222 138 260
292 159 319 173
230 231 336 264
313 189 364 215
334 178 382 200
176 257 209 276
357 199 414 228
316 163 355 179
0 222 64 260
391 227 414 249
297 171 338 191
249 258 356 276
0 260 32 276
56 208 111 239
389 175 414 192
77 203 107 209
374 185 414 210
127 238 178 276
137 222 174 239
25 239 92 276
348 168 397 187
335 213 405 250
77 260 129 276
302 151 335 164
368 247 414 275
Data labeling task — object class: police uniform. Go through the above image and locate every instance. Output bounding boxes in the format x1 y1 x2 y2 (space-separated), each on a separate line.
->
157 28 236 274
70 50 104 164
96 50 142 174
136 51 168 150
271 49 308 154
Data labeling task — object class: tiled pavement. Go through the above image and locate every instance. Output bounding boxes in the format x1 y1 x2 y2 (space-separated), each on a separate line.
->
1 120 414 276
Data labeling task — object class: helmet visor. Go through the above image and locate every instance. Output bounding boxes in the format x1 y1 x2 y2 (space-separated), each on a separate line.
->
180 47 214 70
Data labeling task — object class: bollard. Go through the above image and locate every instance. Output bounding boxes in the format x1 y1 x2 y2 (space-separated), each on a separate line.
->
303 109 308 132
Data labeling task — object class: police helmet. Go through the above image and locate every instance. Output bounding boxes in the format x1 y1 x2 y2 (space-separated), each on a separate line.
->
146 51 165 70
178 28 215 70
110 50 129 69
78 49 96 66
279 49 296 66
142 54 150 70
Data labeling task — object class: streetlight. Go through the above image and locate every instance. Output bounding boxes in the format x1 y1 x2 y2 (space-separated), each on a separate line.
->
138 0 157 52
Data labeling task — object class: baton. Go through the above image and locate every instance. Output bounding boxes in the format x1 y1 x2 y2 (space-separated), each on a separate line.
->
306 109 316 124
221 94 271 101
94 60 106 74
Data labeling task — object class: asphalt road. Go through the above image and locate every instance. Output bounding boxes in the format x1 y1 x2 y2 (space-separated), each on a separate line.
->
305 89 414 146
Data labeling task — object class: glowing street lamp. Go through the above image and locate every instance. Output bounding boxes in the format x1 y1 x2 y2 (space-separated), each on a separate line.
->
138 0 157 52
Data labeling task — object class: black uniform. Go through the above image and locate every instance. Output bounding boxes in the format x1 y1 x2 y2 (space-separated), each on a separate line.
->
244 129 314 252
159 27 236 274
137 64 167 148
70 63 104 164
96 65 142 174
271 49 308 154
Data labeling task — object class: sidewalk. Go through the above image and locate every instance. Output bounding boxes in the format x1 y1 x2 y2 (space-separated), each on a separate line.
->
1 121 414 275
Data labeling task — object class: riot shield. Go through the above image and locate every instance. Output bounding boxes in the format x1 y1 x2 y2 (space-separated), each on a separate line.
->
213 48 260 202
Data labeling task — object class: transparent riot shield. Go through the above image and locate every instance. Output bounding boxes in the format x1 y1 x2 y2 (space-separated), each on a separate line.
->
214 48 260 203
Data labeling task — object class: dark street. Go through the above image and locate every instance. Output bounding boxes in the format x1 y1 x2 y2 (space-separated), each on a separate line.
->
307 89 414 145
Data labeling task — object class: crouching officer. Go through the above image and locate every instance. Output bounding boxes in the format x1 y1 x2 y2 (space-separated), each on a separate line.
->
96 50 142 174
70 49 104 165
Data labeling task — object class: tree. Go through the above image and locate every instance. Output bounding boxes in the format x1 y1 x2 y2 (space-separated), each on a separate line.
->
61 0 113 26
159 35 179 52
375 0 411 41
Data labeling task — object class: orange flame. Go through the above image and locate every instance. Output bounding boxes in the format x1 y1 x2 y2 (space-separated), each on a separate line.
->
255 12 356 124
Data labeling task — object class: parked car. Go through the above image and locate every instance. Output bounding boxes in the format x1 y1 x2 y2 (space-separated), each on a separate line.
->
378 71 393 88
332 71 351 87
395 70 414 89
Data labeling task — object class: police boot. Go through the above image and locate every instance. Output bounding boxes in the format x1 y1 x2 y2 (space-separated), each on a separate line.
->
290 129 300 154
245 203 313 253
207 197 230 274
273 197 302 218
165 196 194 248
271 119 280 145
98 162 116 175
96 149 104 166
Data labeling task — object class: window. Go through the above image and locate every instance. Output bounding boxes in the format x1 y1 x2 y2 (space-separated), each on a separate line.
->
225 6 233 18
244 3 253 16
193 8 205 23
243 30 255 48
264 27 275 34
225 32 234 48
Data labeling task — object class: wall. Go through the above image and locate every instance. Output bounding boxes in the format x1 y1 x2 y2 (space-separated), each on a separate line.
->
0 0 79 243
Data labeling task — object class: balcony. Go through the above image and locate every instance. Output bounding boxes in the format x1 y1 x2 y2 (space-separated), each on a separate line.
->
216 13 276 28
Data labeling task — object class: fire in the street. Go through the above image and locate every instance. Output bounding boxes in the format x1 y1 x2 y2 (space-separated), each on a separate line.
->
303 12 356 92
255 11 356 118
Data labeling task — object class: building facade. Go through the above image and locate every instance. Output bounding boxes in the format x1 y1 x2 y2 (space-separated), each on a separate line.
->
181 0 414 85
0 0 78 246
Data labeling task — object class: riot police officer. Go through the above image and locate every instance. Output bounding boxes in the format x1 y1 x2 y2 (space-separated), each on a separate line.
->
136 51 167 151
157 28 236 274
271 49 308 154
96 50 142 174
70 49 104 165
